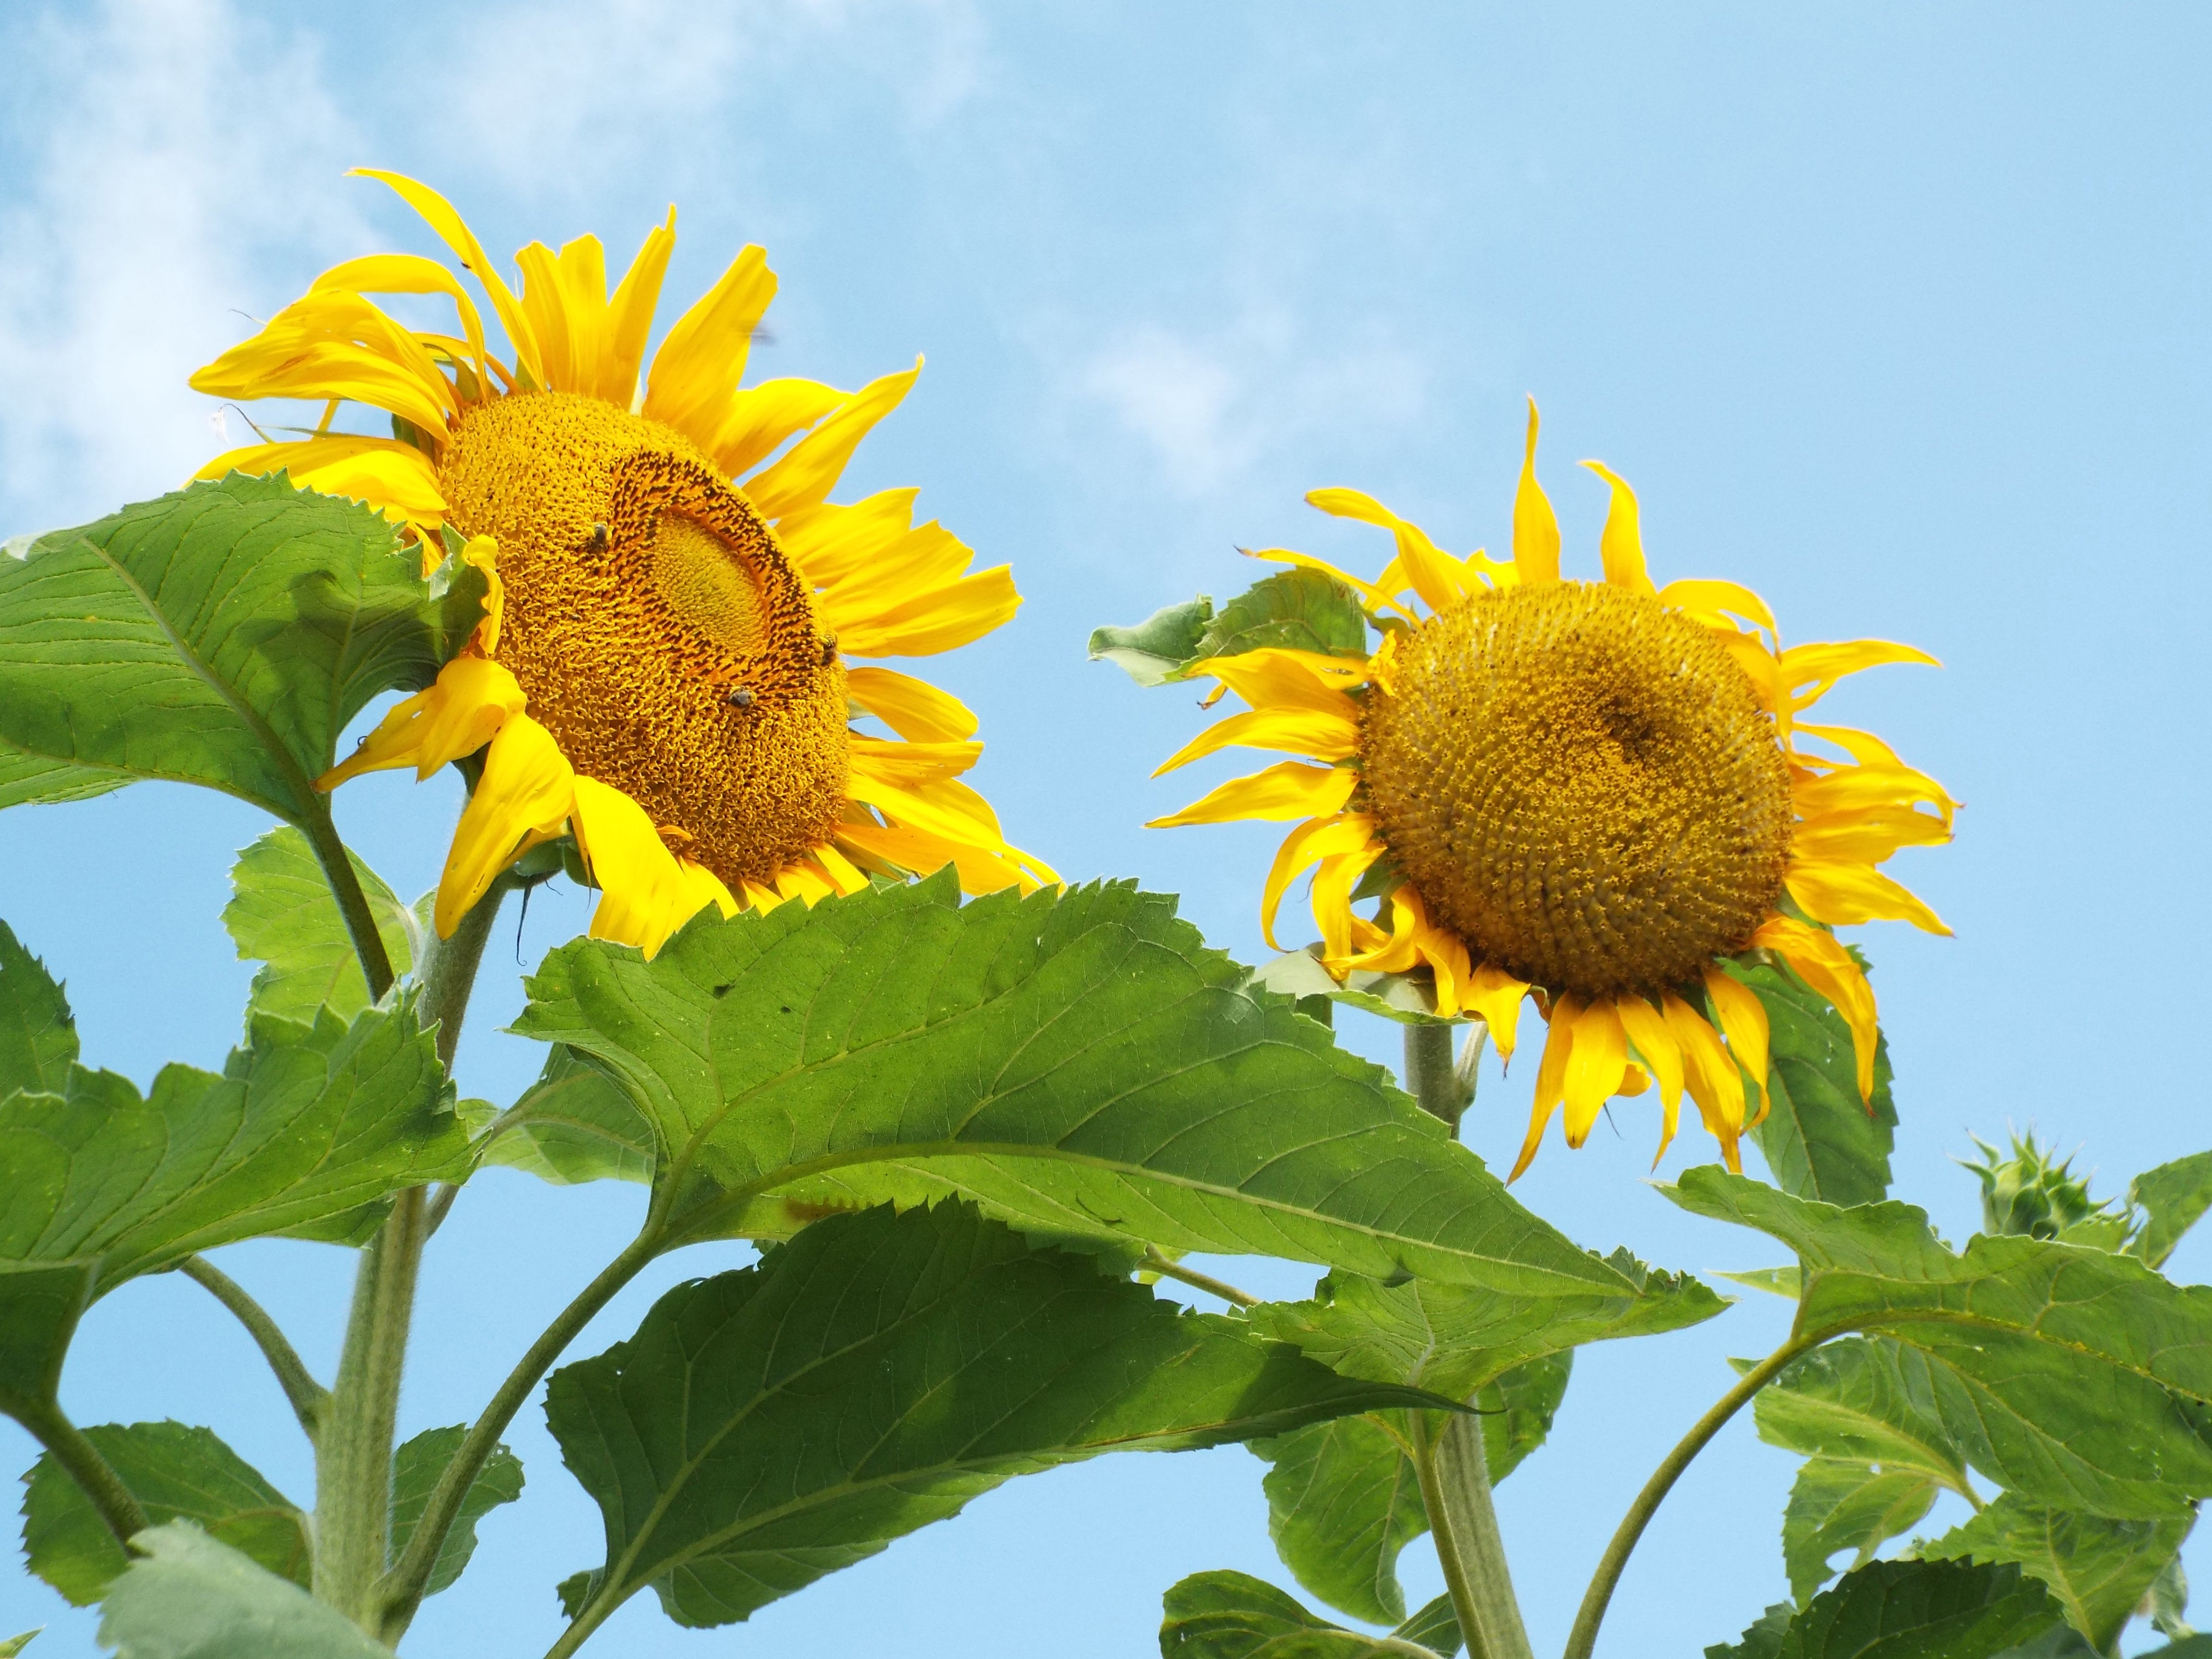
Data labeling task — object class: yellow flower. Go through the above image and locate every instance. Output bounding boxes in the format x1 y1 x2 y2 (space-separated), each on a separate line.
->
1151 401 1954 1177
192 170 1053 958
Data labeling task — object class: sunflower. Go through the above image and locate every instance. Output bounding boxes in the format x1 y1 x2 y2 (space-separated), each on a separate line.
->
1150 403 1954 1177
191 170 1052 958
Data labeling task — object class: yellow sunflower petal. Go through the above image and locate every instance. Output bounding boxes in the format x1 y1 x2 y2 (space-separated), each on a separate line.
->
1664 993 1745 1170
1791 762 1957 830
1149 761 1358 830
1703 966 1771 1125
351 168 544 389
1243 545 1419 621
1657 578 1776 639
1311 844 1386 960
1258 814 1378 950
570 774 700 959
437 713 574 937
1615 993 1685 1161
1512 996 1580 1180
1780 639 1941 713
194 435 447 533
461 535 504 653
845 666 979 743
1152 707 1361 777
310 252 491 395
1580 461 1654 594
810 841 872 896
1463 962 1531 1063
1304 488 1469 613
677 856 742 921
517 235 607 398
773 488 920 587
1415 915 1476 1022
1792 805 1952 864
709 378 847 479
1513 397 1562 586
601 210 677 409
1787 858 1952 936
826 566 1022 659
1181 650 1367 718
1755 915 1879 1104
745 360 922 519
320 654 526 788
641 242 775 443
1562 998 1629 1146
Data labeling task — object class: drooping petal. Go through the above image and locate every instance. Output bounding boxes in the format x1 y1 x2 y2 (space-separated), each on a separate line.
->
1148 761 1358 829
436 714 575 937
1463 962 1531 1063
320 654 527 788
676 856 742 921
1257 814 1379 949
1562 997 1629 1146
310 252 491 397
1512 996 1581 1180
1754 914 1879 1104
1513 397 1562 586
1703 966 1772 1126
1580 461 1654 594
570 774 700 959
1664 994 1745 1172
1657 578 1776 639
1615 994 1686 1162
194 435 447 536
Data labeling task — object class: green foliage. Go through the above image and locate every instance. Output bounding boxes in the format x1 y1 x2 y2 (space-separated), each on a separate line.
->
1731 959 1897 1207
465 1045 653 1187
2131 1152 2212 1270
1248 946 1457 1029
1919 1494 2195 1651
0 921 461 1414
1706 1559 2074 1659
544 1202 1451 1635
2146 1554 2197 1640
0 476 477 822
1780 1462 1939 1611
0 1630 36 1656
20 1421 308 1606
515 877 1629 1294
94 1522 393 1659
1664 1167 2212 1517
1158 1570 1459 1659
1090 568 1369 689
223 830 417 1025
1089 596 1217 685
388 1426 524 1599
1960 1131 2116 1242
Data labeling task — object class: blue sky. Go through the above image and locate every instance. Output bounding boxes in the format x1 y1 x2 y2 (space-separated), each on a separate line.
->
2 2 2208 1655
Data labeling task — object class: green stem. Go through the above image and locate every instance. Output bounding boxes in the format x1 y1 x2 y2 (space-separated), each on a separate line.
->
1403 1022 1473 1130
1141 1247 1260 1308
312 879 507 1627
1411 1410 1532 1659
1563 1335 1818 1659
376 1225 664 1642
298 799 395 1002
13 1398 147 1550
179 1257 327 1439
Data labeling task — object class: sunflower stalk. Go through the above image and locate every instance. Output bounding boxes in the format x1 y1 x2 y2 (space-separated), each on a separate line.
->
298 797 397 1002
312 877 507 1629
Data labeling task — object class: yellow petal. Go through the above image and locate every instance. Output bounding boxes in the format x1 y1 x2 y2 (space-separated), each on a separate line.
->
570 774 700 959
437 714 574 937
1755 915 1879 1104
1657 578 1775 638
745 360 921 519
320 654 526 788
1243 545 1418 621
1181 650 1367 718
1152 706 1361 777
1615 994 1685 1161
1150 761 1358 829
311 252 491 398
1791 761 1957 831
1258 814 1378 950
642 242 775 441
1303 488 1468 613
1311 845 1386 960
773 488 919 587
1665 993 1745 1170
810 841 872 896
461 535 505 653
1463 962 1531 1063
707 378 847 479
1780 639 1941 713
845 666 979 743
601 210 677 409
1512 996 1580 1180
1578 460 1653 594
1792 805 1951 864
1562 998 1628 1146
194 435 447 533
350 169 543 389
826 565 1022 659
1703 966 1771 1124
677 856 741 920
1787 858 1952 936
1513 397 1562 586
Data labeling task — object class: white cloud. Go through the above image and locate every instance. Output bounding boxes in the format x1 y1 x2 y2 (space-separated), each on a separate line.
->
0 0 362 532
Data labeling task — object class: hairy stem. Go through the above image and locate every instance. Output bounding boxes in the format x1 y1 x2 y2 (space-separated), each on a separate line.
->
313 879 507 1627
1563 1335 1819 1659
1403 1022 1472 1130
14 1399 147 1550
297 799 394 1002
1412 1410 1532 1659
1141 1247 1261 1308
180 1256 327 1439
376 1226 664 1642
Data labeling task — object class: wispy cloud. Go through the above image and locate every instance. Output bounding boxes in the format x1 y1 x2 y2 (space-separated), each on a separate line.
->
0 0 364 533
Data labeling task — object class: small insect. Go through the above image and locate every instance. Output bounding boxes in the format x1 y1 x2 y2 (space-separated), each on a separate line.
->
726 685 756 709
820 633 839 665
584 522 610 554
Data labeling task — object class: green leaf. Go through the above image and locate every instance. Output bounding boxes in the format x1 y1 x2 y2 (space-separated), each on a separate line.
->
1730 959 1897 1207
0 924 76 1097
544 1202 1454 1633
1158 1570 1457 1659
1248 1249 1725 1403
1719 1266 1803 1300
94 1522 392 1659
1089 596 1215 686
1392 1595 1461 1656
515 878 1632 1296
1247 948 1457 1029
2131 1153 2212 1271
1762 1558 2068 1659
1707 1603 1793 1659
1755 1339 1970 1490
1664 1168 2212 1518
388 1425 524 1599
1255 1415 1427 1625
0 1631 37 1657
20 1421 309 1606
1781 1460 1940 1607
1479 1352 1570 1485
0 938 461 1410
1920 1493 2195 1650
2147 1552 2196 1640
468 1045 653 1187
0 476 475 824
1191 570 1370 664
223 829 417 1025
2147 1641 2212 1658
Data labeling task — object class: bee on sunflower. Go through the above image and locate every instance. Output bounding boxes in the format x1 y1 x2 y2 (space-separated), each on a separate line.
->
191 170 1051 959
1136 403 1953 1177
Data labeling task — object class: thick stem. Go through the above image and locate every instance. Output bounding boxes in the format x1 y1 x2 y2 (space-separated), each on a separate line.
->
312 881 506 1626
1412 1410 1533 1659
180 1257 327 1439
14 1399 147 1549
298 800 394 1002
1563 1336 1818 1659
1141 1247 1260 1308
375 1226 663 1642
313 1187 428 1625
1404 1023 1475 1131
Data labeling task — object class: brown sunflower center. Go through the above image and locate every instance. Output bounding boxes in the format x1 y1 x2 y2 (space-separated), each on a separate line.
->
1358 580 1792 999
436 390 848 889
